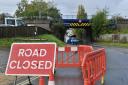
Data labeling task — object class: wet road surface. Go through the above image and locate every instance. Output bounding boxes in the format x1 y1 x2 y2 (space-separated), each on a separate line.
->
105 47 128 85
0 48 9 73
0 46 128 85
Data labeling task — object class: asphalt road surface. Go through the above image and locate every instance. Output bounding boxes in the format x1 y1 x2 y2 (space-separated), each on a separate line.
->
0 46 128 85
105 47 128 85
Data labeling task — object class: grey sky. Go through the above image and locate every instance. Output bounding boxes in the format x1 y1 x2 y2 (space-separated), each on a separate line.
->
0 0 128 18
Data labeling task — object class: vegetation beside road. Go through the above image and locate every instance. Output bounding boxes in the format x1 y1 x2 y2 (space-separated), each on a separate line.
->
97 41 128 48
117 28 128 34
0 34 65 48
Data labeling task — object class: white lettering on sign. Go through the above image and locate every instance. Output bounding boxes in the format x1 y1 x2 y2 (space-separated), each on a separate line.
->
18 49 47 57
45 61 52 69
38 61 52 69
31 61 38 69
9 61 16 69
23 61 30 69
9 60 52 70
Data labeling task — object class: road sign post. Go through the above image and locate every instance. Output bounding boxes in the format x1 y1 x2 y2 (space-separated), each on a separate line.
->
5 43 56 85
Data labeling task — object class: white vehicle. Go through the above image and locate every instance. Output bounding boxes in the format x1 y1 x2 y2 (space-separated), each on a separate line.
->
64 28 74 43
0 17 26 27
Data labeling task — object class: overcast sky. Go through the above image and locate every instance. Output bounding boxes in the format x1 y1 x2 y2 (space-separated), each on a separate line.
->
0 0 128 18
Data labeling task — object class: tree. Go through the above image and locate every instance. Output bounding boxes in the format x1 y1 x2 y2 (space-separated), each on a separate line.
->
92 9 108 40
112 15 124 20
0 13 5 24
77 5 87 19
15 0 65 40
51 22 65 40
15 0 61 20
15 0 28 17
75 4 87 43
47 7 61 21
15 0 48 17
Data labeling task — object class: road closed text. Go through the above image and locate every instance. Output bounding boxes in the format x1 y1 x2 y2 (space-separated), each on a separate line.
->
8 48 53 70
18 49 47 57
9 60 52 70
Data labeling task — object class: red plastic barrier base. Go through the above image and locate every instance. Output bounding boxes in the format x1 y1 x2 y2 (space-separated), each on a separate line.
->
39 76 45 85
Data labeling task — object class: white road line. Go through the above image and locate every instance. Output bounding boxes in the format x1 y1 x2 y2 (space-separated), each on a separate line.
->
17 77 38 85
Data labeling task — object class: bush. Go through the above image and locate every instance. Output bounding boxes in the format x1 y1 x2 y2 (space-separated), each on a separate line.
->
51 22 66 41
120 36 127 43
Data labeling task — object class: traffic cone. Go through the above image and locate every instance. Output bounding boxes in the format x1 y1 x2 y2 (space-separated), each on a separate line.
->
48 71 55 85
39 76 45 85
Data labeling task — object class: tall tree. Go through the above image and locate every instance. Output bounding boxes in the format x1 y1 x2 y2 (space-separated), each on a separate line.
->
77 5 87 19
92 9 108 40
75 4 87 43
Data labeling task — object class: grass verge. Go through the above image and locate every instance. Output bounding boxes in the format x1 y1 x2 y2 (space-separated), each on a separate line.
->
0 34 65 48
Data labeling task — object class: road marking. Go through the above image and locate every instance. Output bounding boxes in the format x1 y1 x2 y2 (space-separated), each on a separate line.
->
17 77 38 85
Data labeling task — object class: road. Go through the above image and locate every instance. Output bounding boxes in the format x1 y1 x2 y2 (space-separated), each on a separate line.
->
0 46 128 85
105 47 128 85
0 48 9 73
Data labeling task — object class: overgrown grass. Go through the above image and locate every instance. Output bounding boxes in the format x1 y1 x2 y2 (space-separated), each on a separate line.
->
97 41 128 48
119 28 128 34
0 38 14 47
38 34 65 46
0 34 65 48
107 28 128 34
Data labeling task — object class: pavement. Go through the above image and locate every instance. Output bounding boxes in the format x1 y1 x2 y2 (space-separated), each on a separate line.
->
0 46 128 85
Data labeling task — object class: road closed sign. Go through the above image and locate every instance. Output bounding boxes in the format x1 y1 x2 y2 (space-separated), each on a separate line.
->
5 43 56 76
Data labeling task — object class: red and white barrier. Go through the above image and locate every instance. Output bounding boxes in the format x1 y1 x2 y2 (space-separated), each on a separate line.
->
56 45 93 68
48 71 55 85
58 46 78 51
